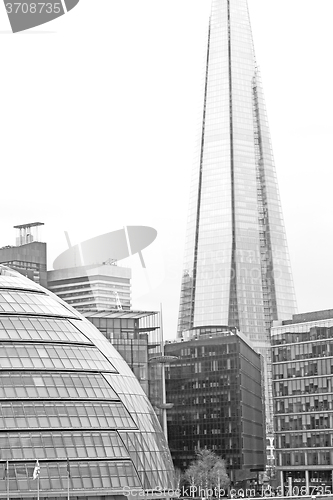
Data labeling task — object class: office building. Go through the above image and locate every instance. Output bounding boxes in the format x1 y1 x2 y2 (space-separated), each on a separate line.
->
0 222 47 287
165 326 264 477
84 310 164 418
47 264 131 312
272 310 333 493
0 265 174 499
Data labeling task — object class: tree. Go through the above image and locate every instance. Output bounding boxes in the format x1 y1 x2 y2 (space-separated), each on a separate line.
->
184 449 230 497
212 459 230 496
174 467 185 491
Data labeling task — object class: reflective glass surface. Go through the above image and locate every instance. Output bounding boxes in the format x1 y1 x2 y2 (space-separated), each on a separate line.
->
0 431 129 460
178 0 297 340
272 321 333 480
165 332 264 470
0 461 141 493
0 344 115 371
0 267 174 497
0 401 136 429
0 316 91 344
0 290 78 317
105 373 175 489
177 0 297 441
0 372 118 399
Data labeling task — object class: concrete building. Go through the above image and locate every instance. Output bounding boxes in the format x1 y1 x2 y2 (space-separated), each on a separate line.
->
47 264 131 312
0 222 47 287
165 326 265 479
272 310 333 493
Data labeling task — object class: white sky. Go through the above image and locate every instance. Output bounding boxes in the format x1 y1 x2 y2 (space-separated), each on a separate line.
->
0 0 332 339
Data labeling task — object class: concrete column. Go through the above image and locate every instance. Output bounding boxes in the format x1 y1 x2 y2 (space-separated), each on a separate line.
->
288 476 292 495
305 470 309 492
280 471 284 496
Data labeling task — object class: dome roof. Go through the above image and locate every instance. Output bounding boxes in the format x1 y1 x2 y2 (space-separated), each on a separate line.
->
0 265 174 499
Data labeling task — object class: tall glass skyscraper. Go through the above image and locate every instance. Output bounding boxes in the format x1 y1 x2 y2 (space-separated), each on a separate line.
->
178 0 297 345
177 0 297 442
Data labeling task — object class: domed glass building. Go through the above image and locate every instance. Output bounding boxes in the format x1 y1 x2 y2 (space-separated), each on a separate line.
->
0 265 174 499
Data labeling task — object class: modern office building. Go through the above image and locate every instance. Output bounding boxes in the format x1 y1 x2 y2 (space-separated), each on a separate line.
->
165 326 265 478
84 310 164 422
0 222 47 287
272 310 333 493
177 0 297 443
0 265 174 499
47 264 131 312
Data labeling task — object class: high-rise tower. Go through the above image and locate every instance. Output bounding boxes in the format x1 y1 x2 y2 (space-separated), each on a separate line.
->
178 0 296 344
177 0 297 443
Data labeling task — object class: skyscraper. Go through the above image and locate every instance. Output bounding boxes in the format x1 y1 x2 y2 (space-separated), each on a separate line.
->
177 0 297 445
178 0 297 345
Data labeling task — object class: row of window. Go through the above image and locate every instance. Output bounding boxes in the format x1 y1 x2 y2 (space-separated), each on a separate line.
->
0 372 118 399
0 275 40 291
0 460 140 492
0 316 90 344
280 470 331 483
167 359 239 375
272 326 333 346
278 450 331 466
0 291 77 317
0 401 136 429
276 414 330 431
0 344 115 372
273 341 333 362
277 432 332 449
273 359 333 379
274 377 331 396
0 431 129 460
275 396 332 414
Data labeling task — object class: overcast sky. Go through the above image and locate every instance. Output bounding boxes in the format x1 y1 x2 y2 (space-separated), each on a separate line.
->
0 0 332 338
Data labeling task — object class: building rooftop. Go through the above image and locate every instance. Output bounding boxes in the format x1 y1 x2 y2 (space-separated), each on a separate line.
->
167 325 256 351
84 310 157 320
282 309 333 325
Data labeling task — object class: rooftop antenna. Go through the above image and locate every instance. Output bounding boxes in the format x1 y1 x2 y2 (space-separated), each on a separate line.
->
13 222 44 246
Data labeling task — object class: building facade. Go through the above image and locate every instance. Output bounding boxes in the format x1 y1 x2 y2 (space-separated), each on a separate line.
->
165 327 264 477
84 310 163 406
177 0 297 342
177 0 297 445
0 265 174 499
47 265 131 312
272 310 333 493
51 275 166 431
0 223 47 287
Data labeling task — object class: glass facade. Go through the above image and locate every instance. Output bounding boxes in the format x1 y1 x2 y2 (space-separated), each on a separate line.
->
0 265 174 498
177 0 297 444
177 0 296 341
85 311 165 430
272 315 333 493
165 327 264 474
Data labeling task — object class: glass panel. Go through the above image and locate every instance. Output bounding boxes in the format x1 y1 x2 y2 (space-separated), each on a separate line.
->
0 345 115 372
0 316 92 344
